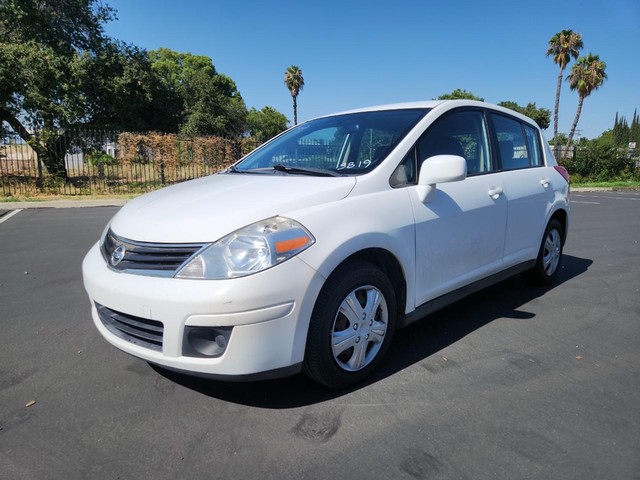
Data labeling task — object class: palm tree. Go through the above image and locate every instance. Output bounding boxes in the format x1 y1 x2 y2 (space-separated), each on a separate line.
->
565 54 607 147
284 65 304 125
546 30 583 149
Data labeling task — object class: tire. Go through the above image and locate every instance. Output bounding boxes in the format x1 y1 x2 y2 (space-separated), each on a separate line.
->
523 218 564 285
303 262 397 389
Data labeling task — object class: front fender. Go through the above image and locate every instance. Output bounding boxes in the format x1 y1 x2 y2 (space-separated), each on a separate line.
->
292 188 417 313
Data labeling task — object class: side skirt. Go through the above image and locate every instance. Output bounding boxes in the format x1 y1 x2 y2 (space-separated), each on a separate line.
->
399 260 536 328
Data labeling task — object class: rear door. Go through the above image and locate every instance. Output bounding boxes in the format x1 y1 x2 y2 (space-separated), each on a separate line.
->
489 113 554 266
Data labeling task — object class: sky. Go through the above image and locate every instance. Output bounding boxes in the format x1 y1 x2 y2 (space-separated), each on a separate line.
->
103 0 640 140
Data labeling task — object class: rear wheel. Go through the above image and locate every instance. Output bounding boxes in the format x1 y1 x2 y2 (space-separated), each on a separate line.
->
303 262 397 389
523 218 564 285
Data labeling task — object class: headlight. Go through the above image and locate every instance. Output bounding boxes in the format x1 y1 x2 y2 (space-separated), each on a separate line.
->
175 217 315 280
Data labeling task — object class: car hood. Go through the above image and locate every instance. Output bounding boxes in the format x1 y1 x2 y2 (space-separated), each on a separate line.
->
109 173 357 243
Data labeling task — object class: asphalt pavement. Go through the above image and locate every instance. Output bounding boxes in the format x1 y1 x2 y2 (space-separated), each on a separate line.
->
0 191 639 479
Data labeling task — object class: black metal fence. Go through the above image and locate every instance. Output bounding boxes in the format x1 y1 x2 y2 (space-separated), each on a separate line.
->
0 129 262 197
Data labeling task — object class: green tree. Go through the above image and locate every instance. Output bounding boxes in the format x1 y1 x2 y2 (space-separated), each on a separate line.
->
436 89 484 101
246 106 288 140
612 113 630 147
498 101 551 130
149 48 247 137
630 109 640 148
180 73 247 138
0 0 117 177
284 65 304 125
548 132 569 146
613 112 621 145
0 2 250 178
566 53 607 147
81 41 167 132
596 129 615 146
546 29 583 148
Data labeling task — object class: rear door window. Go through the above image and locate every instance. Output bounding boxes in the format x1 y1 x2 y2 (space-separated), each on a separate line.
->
491 114 542 170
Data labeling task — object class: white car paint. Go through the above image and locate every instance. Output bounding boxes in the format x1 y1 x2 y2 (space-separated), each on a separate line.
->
411 173 508 306
110 172 356 243
82 100 570 383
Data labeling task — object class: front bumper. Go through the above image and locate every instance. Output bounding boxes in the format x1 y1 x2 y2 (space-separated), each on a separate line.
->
82 242 324 377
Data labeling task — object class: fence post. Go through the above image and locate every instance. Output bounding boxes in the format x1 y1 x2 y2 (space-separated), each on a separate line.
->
0 146 5 197
36 150 43 181
160 159 166 185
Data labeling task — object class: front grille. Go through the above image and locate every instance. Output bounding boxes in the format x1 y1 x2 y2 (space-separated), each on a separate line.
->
96 303 163 351
101 229 204 277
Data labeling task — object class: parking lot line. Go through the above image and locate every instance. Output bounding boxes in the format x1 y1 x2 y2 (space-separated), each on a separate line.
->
0 208 22 224
593 196 640 201
573 194 640 201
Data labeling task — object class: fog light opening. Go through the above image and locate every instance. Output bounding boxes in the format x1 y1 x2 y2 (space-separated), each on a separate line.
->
184 326 232 358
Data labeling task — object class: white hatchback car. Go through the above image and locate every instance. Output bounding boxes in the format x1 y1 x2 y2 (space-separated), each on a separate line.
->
83 100 570 388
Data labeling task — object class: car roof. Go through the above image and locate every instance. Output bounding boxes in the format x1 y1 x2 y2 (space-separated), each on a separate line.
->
319 100 538 129
326 100 444 116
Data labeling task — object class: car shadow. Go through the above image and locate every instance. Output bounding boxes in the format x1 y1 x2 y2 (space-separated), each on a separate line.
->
152 254 592 408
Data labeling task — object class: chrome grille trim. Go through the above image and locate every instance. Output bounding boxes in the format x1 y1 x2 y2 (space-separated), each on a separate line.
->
101 229 205 277
96 303 164 351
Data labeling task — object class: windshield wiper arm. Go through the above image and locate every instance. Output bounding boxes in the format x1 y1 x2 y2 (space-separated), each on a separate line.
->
226 165 250 173
273 164 342 177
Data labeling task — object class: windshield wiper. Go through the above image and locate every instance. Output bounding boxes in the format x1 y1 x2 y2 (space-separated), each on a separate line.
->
226 165 252 174
273 164 342 177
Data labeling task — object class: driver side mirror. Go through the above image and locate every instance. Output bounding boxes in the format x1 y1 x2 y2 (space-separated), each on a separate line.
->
417 154 467 202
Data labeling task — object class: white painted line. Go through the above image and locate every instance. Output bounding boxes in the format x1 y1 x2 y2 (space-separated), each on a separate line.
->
0 208 22 224
572 201 600 205
592 195 640 201
573 194 640 201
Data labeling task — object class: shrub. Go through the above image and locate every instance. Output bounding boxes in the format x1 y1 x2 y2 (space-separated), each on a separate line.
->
86 150 118 166
559 140 639 182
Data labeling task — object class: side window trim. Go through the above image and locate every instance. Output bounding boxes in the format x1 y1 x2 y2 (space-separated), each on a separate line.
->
479 109 497 175
519 122 530 166
486 112 503 171
535 127 544 166
487 112 514 171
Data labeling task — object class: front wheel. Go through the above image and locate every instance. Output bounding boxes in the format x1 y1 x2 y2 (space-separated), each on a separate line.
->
303 262 397 389
523 218 564 285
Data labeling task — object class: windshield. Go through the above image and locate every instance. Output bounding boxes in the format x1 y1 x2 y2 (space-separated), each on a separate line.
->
234 108 429 175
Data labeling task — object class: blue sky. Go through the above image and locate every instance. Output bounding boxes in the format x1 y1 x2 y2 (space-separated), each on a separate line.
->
103 0 640 140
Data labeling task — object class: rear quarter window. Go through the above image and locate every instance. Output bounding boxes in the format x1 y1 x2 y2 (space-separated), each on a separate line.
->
523 124 543 167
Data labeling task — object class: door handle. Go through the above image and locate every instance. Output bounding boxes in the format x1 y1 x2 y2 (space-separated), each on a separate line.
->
488 186 503 199
541 178 550 188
